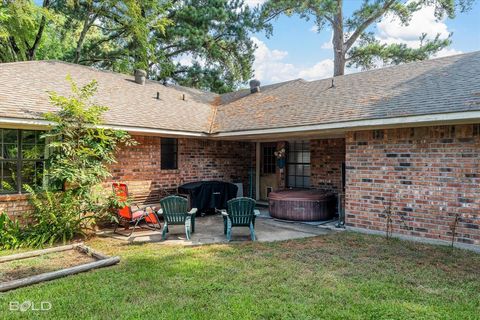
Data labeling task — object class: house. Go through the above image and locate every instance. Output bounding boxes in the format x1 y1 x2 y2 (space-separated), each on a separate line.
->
1 51 479 249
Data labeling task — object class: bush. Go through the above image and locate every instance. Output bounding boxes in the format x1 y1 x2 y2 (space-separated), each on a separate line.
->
0 212 24 250
22 186 94 247
0 187 127 249
0 78 135 249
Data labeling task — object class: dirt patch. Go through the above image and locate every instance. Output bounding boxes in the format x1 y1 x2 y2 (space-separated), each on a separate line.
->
0 249 96 282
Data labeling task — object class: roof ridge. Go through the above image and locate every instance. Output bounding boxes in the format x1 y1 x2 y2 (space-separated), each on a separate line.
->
307 50 479 85
220 78 305 96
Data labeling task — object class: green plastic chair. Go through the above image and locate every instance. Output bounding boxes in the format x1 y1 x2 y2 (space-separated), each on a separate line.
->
220 197 260 242
159 196 197 240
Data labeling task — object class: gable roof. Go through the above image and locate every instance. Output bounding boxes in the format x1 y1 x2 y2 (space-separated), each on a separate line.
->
212 51 480 134
1 51 480 138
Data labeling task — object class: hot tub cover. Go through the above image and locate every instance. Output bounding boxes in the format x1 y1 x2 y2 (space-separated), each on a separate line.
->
268 189 334 201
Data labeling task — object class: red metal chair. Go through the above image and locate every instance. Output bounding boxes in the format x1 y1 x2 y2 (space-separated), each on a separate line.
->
112 183 160 237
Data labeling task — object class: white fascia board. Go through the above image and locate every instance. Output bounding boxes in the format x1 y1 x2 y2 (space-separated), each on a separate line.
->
0 117 208 137
0 117 53 129
98 124 208 137
2 110 480 139
213 111 480 138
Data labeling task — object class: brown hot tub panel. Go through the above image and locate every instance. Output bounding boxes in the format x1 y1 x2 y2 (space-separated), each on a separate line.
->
268 189 336 221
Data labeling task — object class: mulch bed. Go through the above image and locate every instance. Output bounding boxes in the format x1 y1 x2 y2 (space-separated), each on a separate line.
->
0 249 96 282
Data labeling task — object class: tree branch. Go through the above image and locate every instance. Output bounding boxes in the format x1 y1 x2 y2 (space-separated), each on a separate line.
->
73 13 98 64
344 0 396 51
262 8 292 24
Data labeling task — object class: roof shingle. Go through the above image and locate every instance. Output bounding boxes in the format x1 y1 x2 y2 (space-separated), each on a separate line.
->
0 60 217 133
1 51 480 136
213 51 480 133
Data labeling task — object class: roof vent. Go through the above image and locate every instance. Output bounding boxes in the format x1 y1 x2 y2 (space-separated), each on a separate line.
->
134 69 147 85
249 79 260 94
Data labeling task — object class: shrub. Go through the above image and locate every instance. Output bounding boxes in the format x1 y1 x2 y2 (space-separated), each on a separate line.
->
2 77 135 249
22 186 94 247
0 212 24 250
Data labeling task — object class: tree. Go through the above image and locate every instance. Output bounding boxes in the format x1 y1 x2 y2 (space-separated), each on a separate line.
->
44 76 135 196
0 0 52 61
1 1 258 92
51 0 171 70
0 77 136 248
260 0 475 76
153 0 257 93
37 76 136 245
52 0 257 93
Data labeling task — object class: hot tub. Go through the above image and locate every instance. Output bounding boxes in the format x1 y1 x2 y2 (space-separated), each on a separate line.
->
268 189 336 221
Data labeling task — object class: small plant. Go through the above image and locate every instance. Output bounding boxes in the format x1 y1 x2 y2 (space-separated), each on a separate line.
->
382 197 394 240
0 212 24 250
385 204 394 240
22 185 94 247
449 213 461 247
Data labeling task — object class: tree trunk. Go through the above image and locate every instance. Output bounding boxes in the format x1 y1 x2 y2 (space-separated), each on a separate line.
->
73 15 93 64
26 0 51 60
9 37 20 61
332 0 345 76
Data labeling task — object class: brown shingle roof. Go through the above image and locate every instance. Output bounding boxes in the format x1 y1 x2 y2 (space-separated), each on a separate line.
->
0 60 217 133
1 51 480 136
213 51 480 133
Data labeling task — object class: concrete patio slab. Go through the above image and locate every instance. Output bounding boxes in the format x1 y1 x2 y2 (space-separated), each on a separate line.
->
98 214 334 245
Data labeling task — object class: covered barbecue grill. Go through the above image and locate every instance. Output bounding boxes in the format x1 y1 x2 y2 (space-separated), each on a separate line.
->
178 181 238 214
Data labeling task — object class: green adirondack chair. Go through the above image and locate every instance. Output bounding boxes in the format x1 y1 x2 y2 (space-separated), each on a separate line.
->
159 196 197 240
220 197 260 242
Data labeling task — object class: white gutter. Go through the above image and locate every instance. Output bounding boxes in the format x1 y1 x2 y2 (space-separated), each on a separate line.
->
0 117 208 138
98 124 208 137
0 117 53 129
2 110 480 139
212 111 480 138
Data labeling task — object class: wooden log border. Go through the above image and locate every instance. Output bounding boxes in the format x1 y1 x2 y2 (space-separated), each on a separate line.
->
0 243 82 263
0 243 120 292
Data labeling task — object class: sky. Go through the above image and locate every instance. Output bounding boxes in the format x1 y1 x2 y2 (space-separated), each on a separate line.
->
245 0 480 85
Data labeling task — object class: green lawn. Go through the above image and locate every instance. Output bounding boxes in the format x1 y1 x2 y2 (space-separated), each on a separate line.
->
1 232 479 319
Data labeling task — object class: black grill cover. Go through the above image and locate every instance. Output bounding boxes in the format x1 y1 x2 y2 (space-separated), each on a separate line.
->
178 181 238 213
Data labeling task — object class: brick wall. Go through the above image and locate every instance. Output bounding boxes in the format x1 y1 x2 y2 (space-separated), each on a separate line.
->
108 135 256 198
1 194 31 221
0 135 255 219
310 138 345 192
345 124 480 246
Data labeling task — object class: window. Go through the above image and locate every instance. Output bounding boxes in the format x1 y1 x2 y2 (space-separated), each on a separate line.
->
373 129 384 140
287 140 310 188
262 144 276 174
161 138 178 170
0 129 46 194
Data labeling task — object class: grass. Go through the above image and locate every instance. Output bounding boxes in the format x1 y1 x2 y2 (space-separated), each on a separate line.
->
1 232 479 319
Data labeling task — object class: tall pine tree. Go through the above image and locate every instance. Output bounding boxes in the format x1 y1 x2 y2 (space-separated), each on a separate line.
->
260 0 474 76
